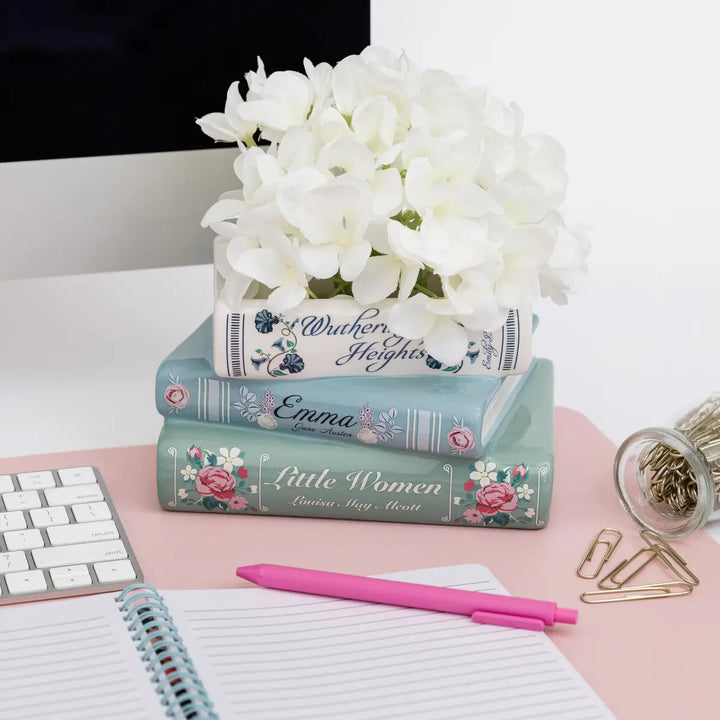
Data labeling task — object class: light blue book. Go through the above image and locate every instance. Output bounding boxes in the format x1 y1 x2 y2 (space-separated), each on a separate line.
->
156 359 554 530
156 318 536 458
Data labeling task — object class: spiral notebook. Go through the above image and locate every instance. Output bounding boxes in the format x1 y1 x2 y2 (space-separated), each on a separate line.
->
0 565 615 719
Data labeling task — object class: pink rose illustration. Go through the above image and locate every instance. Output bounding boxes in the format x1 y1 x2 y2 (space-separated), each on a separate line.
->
165 383 190 410
513 464 528 480
229 495 248 510
447 425 476 453
475 483 517 516
188 446 202 462
195 466 236 501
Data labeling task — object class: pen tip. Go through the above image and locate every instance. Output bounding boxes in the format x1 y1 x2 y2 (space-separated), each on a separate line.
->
555 607 579 625
236 564 264 584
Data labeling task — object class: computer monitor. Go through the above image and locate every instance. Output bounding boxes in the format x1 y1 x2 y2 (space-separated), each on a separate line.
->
0 1 371 279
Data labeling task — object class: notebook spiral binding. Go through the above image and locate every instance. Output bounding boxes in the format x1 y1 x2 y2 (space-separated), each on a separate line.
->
117 584 219 719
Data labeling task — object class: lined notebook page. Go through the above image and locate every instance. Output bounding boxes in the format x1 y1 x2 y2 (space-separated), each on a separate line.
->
0 594 161 720
165 565 615 720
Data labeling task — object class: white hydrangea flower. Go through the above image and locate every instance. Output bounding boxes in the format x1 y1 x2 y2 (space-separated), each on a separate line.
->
238 70 313 133
198 45 588 365
229 227 309 313
196 81 256 145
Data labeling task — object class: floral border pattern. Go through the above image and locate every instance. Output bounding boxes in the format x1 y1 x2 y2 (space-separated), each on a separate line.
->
164 373 190 414
252 310 305 377
451 461 539 527
171 444 259 513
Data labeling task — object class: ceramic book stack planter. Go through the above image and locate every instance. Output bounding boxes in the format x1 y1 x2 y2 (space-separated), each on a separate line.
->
155 315 555 530
158 46 582 529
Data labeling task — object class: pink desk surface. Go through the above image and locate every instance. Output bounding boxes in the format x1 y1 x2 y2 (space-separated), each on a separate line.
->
2 407 719 719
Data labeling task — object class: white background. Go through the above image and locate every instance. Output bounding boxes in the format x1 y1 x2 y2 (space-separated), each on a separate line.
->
1 0 719 461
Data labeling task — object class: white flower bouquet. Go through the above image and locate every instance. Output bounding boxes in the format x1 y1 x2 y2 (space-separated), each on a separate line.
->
199 46 587 367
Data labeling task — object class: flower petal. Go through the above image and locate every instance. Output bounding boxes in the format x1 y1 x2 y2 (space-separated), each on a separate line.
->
196 113 238 143
221 273 254 309
233 248 285 287
495 255 541 308
317 137 375 179
201 199 246 228
298 243 339 279
266 282 307 313
352 255 401 304
226 234 261 269
275 168 330 228
422 317 468 366
339 240 371 281
368 168 403 216
387 294 436 339
404 157 436 215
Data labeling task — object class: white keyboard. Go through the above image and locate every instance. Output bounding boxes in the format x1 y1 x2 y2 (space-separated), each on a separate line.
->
0 466 143 604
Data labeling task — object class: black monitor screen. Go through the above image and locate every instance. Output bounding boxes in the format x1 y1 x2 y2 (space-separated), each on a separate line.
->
0 0 371 162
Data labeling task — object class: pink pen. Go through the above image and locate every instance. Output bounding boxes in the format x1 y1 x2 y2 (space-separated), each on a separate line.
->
236 564 578 632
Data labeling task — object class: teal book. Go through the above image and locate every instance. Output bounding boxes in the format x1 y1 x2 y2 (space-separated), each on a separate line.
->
156 317 534 458
156 359 554 530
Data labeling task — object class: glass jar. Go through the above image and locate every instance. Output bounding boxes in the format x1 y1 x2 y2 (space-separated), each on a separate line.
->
613 394 720 539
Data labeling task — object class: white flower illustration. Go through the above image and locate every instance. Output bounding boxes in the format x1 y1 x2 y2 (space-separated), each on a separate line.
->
524 508 536 518
180 465 197 482
357 428 378 444
178 488 189 499
469 460 498 487
517 483 534 500
258 413 278 430
217 447 244 472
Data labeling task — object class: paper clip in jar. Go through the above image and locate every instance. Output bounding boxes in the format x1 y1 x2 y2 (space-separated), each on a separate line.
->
614 393 720 539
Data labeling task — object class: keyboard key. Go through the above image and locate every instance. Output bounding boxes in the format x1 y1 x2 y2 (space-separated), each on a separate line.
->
2 490 41 511
30 506 70 528
47 520 119 546
57 466 97 486
44 484 104 507
72 502 112 523
0 511 27 532
4 529 44 552
94 559 136 583
32 539 128 569
0 475 14 493
50 564 93 590
17 471 56 491
6 570 47 595
0 551 30 573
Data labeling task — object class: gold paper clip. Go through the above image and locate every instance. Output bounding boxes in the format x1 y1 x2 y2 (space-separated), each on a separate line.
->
577 528 623 579
581 581 694 604
597 546 659 589
640 529 700 586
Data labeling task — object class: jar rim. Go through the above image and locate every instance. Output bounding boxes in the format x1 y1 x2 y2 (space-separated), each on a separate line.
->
613 426 714 539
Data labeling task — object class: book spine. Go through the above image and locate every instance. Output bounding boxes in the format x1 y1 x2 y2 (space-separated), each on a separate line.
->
157 363 505 458
213 297 532 379
156 418 552 530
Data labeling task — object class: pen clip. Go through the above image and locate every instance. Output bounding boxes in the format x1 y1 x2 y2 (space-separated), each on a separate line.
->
471 610 545 632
